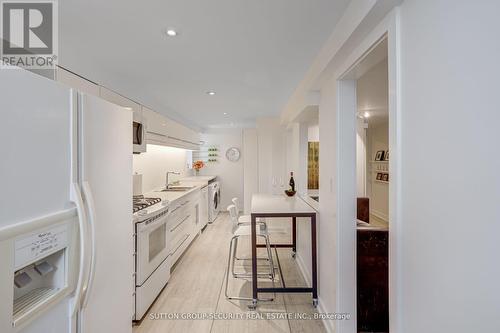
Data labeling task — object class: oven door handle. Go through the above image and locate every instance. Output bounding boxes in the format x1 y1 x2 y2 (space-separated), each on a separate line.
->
137 215 168 233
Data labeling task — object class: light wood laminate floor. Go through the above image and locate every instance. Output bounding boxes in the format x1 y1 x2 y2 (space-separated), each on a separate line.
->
133 212 327 333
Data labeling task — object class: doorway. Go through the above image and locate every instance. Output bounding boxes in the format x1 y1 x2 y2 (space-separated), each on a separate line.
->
335 10 402 333
355 41 389 332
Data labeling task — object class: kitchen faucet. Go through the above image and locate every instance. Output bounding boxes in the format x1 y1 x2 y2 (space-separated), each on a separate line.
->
166 171 181 189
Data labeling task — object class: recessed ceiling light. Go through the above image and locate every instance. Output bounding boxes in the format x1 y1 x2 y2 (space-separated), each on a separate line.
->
223 112 228 115
363 112 370 118
207 91 216 96
165 29 177 37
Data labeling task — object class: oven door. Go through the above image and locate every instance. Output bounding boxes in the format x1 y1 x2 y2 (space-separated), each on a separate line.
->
136 211 169 285
133 121 147 153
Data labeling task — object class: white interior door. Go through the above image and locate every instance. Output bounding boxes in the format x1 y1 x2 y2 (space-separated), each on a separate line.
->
79 94 133 333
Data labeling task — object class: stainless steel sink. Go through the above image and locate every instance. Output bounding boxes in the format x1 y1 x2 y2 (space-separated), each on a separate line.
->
158 186 195 192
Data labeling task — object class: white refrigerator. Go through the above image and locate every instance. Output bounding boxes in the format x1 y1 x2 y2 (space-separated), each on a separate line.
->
0 68 133 333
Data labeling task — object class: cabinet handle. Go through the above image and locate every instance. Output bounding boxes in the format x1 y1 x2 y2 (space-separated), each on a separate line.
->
170 215 190 232
171 205 183 213
172 234 190 254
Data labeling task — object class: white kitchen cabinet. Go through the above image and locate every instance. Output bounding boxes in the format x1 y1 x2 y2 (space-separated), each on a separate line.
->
142 107 200 150
55 67 100 96
167 191 199 266
99 87 141 121
142 106 168 145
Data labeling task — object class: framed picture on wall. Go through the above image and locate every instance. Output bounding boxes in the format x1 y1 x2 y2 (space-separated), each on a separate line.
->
382 173 389 182
376 173 383 180
375 150 385 161
384 150 389 161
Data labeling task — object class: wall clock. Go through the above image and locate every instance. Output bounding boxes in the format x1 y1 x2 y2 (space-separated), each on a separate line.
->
225 147 241 162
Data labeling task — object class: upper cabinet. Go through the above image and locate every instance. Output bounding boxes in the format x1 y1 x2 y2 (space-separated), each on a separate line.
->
55 66 199 151
55 67 100 96
142 107 200 150
99 87 141 121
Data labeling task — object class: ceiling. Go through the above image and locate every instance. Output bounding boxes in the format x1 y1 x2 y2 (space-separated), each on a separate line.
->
59 0 350 130
355 39 388 127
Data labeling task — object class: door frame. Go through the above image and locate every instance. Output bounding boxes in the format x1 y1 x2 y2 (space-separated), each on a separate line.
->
334 8 402 333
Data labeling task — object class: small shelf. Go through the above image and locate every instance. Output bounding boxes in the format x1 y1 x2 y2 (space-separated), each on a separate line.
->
374 180 389 184
370 160 389 163
194 158 217 162
193 153 218 156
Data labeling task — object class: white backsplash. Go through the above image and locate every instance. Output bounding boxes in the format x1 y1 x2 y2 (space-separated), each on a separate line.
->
133 144 192 193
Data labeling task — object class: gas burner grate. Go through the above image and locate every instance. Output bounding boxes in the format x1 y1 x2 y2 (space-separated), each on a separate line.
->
133 197 161 213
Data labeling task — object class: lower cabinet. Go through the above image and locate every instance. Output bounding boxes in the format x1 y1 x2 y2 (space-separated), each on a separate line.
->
166 192 198 267
135 256 171 319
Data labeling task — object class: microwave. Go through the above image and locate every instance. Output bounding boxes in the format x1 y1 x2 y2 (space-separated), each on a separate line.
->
133 120 147 153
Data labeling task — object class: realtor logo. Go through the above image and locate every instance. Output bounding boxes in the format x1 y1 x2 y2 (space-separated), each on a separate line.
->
1 0 58 69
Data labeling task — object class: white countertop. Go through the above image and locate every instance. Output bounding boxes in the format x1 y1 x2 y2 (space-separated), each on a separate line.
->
181 175 217 184
144 181 205 205
251 194 316 214
299 193 319 212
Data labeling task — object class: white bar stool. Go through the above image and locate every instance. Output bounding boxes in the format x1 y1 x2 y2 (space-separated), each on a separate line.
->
225 204 275 301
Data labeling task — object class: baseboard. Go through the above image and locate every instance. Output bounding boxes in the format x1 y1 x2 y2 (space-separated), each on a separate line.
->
296 253 334 333
295 253 311 286
317 297 335 333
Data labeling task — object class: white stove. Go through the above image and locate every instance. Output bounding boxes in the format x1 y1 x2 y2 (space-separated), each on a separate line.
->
132 195 171 320
133 195 169 223
133 196 161 213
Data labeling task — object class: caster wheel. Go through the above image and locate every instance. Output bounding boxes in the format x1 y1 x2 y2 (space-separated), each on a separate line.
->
248 299 258 310
312 299 318 308
291 252 296 259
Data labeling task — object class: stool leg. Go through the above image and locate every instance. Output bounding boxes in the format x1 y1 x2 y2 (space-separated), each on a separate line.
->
231 237 239 277
225 235 275 302
225 236 236 299
264 235 275 279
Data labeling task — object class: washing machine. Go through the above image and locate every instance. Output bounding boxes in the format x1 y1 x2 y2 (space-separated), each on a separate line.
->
208 181 220 223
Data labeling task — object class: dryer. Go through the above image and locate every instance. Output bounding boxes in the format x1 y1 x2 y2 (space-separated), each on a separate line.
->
208 181 220 223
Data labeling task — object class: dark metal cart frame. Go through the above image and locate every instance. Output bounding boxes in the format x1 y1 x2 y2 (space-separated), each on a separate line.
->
250 212 318 309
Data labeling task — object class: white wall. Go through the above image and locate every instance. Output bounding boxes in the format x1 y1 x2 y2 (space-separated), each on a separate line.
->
199 128 244 210
286 123 308 194
309 2 500 332
356 59 388 115
366 123 388 220
356 118 367 197
133 144 190 193
356 59 389 200
256 117 287 194
243 128 259 214
284 122 312 281
308 124 319 142
398 1 500 331
317 77 339 322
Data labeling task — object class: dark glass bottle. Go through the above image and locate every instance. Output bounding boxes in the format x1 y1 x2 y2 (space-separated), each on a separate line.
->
289 172 295 192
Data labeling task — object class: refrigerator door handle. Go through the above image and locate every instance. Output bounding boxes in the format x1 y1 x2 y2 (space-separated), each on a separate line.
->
70 182 89 316
81 181 97 309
